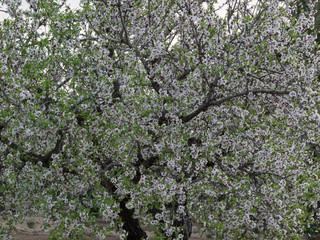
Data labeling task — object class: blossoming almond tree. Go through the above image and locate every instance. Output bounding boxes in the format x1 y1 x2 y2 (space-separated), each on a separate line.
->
0 0 320 239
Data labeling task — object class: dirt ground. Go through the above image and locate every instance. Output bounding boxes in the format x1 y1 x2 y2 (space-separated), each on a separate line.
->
8 216 208 240
6 216 318 240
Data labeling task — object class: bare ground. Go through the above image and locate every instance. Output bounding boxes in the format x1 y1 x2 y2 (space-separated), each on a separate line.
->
7 216 208 240
6 216 317 240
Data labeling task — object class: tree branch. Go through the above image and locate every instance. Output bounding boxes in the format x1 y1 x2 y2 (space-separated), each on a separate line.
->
0 86 20 107
117 0 130 45
181 89 289 123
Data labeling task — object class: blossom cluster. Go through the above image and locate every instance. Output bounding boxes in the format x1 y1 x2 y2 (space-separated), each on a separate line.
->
0 0 319 239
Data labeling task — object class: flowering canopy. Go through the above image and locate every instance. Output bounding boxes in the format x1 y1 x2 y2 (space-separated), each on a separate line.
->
0 0 320 239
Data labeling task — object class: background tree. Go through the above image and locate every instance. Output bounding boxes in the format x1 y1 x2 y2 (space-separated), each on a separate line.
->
279 0 320 238
0 0 320 239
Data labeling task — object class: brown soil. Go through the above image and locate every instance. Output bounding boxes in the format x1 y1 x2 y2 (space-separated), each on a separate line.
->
7 216 208 240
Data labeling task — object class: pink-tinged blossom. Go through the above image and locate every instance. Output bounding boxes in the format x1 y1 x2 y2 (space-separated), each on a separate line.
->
0 0 319 239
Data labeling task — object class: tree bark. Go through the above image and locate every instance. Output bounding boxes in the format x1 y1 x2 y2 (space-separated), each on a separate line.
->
119 198 148 240
101 180 147 240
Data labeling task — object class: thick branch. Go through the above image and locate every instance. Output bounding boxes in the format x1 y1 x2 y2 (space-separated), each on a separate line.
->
56 76 72 90
0 86 20 107
112 79 121 102
181 89 289 123
177 68 194 81
1 129 65 169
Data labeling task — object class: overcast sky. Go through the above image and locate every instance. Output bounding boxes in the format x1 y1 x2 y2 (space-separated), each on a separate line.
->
0 0 81 21
0 0 234 21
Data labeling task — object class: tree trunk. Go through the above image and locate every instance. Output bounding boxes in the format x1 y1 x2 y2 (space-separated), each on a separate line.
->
101 180 147 240
119 198 147 240
169 202 192 240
